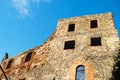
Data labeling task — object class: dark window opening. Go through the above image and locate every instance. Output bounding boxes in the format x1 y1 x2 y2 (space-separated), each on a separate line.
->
19 79 25 80
64 40 75 49
24 52 32 62
76 65 85 80
6 59 13 69
91 37 101 46
90 20 98 28
119 50 120 54
68 24 75 32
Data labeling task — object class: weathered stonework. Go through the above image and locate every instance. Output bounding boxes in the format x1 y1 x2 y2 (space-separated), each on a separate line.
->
0 12 119 80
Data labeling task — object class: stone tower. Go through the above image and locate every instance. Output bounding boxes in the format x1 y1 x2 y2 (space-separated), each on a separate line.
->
0 12 119 80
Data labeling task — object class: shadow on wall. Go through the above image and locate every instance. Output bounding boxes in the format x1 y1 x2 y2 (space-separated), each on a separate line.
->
111 50 120 80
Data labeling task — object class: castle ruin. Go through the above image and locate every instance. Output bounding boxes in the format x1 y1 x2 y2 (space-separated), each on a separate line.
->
0 12 120 80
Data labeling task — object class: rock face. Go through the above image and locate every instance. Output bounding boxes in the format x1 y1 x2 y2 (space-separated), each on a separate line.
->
0 12 119 80
2 53 8 62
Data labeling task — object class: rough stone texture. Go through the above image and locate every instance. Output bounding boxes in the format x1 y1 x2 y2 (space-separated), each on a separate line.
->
0 12 119 80
2 53 8 62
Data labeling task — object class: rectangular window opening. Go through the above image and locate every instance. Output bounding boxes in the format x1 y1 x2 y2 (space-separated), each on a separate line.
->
68 24 75 32
90 20 98 28
64 40 75 49
6 59 13 69
24 52 32 62
91 37 101 46
118 49 120 54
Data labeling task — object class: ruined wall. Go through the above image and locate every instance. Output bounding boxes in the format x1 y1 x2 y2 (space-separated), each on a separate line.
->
0 12 119 80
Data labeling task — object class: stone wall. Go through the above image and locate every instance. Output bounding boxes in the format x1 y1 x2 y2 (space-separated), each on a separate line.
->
0 12 119 80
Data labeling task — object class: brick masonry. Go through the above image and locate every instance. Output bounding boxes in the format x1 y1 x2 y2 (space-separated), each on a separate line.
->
0 12 119 80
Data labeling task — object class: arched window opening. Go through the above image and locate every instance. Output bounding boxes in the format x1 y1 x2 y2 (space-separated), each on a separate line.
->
76 65 85 80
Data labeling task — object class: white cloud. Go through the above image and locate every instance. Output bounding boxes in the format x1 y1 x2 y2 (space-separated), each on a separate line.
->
12 0 51 18
12 0 30 18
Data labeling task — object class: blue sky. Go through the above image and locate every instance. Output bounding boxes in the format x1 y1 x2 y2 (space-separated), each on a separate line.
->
0 0 120 61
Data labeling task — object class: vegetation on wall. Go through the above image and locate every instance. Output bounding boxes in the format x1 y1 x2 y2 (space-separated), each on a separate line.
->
111 50 120 80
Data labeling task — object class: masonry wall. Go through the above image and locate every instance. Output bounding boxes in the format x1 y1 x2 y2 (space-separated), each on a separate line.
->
0 12 119 80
